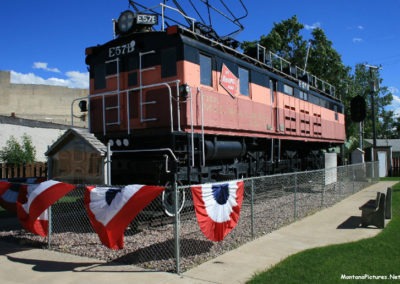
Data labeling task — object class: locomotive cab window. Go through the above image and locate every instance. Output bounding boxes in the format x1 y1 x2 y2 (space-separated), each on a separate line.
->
93 64 106 90
239 67 249 96
161 47 177 78
200 53 212 86
128 56 138 86
106 60 117 76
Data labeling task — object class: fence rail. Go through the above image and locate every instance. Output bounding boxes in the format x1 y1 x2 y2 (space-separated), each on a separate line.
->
0 162 47 179
0 162 379 274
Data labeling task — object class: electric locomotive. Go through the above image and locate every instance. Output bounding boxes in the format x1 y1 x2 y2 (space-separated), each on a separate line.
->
79 1 345 185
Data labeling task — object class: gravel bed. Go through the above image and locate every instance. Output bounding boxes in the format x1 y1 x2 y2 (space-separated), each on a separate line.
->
0 180 374 273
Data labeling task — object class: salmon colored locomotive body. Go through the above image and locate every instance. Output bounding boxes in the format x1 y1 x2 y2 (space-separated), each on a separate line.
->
82 5 345 185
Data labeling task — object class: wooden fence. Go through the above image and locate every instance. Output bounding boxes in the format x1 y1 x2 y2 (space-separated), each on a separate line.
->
0 162 47 179
391 157 400 177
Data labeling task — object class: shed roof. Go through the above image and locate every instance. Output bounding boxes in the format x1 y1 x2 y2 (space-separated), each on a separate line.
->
45 128 107 156
364 139 400 152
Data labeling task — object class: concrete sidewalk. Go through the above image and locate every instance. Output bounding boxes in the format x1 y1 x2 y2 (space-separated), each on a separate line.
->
0 181 396 284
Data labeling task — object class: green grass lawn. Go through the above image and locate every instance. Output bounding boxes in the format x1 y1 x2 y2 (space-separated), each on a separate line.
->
248 181 400 284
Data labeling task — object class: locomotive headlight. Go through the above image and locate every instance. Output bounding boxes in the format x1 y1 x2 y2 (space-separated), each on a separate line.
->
117 10 135 34
78 100 87 112
179 84 191 101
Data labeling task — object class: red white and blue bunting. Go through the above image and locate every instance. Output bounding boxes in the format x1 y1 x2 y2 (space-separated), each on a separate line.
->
84 184 165 250
0 178 46 213
16 180 75 236
3 177 247 244
0 181 23 213
191 180 244 242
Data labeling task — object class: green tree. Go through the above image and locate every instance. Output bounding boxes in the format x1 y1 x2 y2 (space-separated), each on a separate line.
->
393 116 400 137
346 64 395 149
0 134 36 165
262 15 306 67
242 16 350 86
307 28 350 90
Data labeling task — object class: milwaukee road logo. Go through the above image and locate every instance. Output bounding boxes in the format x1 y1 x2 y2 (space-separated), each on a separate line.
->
220 63 238 98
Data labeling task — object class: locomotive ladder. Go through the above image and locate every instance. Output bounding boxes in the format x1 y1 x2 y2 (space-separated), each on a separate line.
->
139 50 157 123
104 58 121 127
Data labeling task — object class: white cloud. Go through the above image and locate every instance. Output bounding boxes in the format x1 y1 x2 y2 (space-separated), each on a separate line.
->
352 37 363 43
65 71 89 89
391 93 400 104
347 25 365 31
10 70 89 89
388 86 399 95
387 92 400 117
33 62 60 73
304 22 321 30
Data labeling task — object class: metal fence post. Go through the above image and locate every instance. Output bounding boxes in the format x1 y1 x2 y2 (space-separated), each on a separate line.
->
47 206 52 249
173 175 181 274
321 174 325 207
352 166 355 193
251 179 254 239
294 173 298 219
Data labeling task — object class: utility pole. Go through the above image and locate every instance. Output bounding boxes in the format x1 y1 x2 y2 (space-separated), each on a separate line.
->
365 64 380 149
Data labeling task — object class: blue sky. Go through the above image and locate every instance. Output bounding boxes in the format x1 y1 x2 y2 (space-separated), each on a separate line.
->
1 0 399 113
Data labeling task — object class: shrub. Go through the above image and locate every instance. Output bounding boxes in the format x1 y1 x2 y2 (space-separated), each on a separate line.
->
0 134 36 165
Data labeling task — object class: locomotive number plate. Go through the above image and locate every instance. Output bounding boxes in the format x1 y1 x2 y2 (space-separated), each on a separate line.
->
136 14 158 25
108 40 136 58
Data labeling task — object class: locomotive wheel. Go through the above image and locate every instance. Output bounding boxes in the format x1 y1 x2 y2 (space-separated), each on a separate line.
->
162 181 186 217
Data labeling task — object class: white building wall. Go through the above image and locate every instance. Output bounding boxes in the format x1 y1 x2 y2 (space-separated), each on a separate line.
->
0 123 67 162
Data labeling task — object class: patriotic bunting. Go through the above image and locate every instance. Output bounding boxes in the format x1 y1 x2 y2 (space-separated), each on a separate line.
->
191 180 244 242
84 184 165 250
0 178 45 213
16 180 75 236
0 181 20 212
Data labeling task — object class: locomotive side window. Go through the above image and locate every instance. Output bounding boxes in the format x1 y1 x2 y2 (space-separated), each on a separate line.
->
239 67 249 96
200 53 212 86
283 84 293 96
334 105 339 120
309 94 321 106
94 64 106 90
270 79 275 104
161 47 177 78
299 90 308 101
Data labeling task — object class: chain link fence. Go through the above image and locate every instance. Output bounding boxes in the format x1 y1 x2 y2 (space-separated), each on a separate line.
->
176 162 378 272
0 162 379 273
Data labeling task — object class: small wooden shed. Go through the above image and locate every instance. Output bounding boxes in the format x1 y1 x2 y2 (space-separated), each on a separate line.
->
45 128 108 184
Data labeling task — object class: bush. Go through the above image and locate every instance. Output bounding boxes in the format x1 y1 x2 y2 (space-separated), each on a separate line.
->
0 134 36 165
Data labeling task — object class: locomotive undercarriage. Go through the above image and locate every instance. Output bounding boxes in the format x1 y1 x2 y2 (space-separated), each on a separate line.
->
107 131 332 186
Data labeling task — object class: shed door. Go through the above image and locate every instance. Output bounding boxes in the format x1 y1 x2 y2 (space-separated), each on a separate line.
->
378 151 387 177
